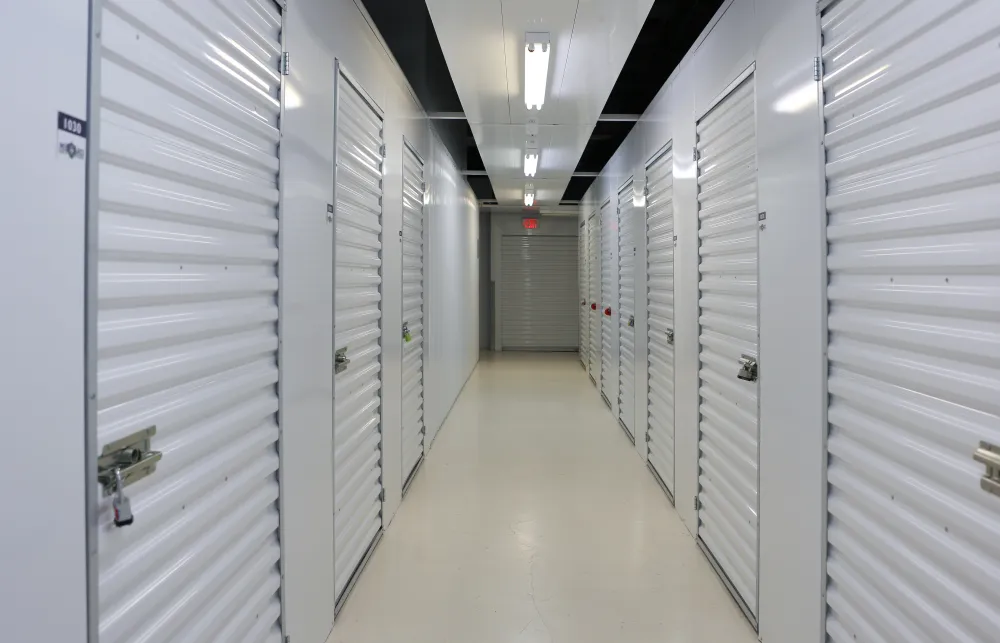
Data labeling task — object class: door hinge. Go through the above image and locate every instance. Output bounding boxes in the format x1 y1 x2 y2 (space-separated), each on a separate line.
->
379 144 387 157
694 496 701 511
693 147 700 162
813 56 822 81
281 52 290 75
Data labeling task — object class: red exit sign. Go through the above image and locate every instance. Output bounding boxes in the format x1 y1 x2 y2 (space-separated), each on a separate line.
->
522 217 539 230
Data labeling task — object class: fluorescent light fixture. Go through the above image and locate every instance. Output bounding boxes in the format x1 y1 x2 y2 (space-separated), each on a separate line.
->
524 183 535 207
524 151 538 177
524 33 550 110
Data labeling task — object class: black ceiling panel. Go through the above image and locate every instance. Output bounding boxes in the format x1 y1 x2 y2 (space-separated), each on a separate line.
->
358 0 496 201
563 0 726 201
562 176 595 203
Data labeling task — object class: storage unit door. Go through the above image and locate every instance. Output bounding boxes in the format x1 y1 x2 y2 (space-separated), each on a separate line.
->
695 73 759 621
401 141 426 490
600 199 617 409
821 1 1000 641
588 213 601 383
500 235 579 350
334 70 385 608
94 1 283 641
618 182 636 440
645 145 675 497
579 222 589 366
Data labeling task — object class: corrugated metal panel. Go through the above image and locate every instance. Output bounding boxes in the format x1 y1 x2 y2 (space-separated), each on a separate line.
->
95 1 283 642
821 1 1000 641
401 141 425 488
695 73 759 620
645 145 675 496
618 180 637 439
600 199 618 408
579 221 589 366
334 69 384 608
500 235 579 350
588 213 601 383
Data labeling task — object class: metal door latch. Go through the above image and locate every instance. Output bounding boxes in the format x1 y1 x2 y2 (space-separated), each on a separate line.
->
402 322 412 343
336 347 350 374
666 329 674 345
737 355 758 382
974 442 1000 497
97 426 161 527
628 315 635 328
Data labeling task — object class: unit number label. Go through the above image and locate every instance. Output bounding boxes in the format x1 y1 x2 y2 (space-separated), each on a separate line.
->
57 112 87 137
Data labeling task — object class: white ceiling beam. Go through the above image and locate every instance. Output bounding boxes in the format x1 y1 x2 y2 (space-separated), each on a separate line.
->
597 114 641 122
462 170 599 177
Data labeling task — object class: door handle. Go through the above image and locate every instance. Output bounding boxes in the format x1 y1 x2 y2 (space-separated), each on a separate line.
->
974 442 1000 497
336 347 350 374
666 329 674 345
737 355 758 382
97 426 161 528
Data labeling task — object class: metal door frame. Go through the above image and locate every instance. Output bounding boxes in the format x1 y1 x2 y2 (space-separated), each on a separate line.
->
401 135 426 496
599 196 614 411
693 61 760 631
587 210 600 387
643 140 675 505
579 219 588 369
616 176 636 444
332 58 386 618
85 1 290 639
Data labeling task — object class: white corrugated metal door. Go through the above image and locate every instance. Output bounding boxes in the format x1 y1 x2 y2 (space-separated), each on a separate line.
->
645 144 675 498
600 198 617 410
94 1 283 641
579 221 589 366
334 68 385 610
401 140 425 491
618 180 636 442
500 235 579 350
695 71 759 623
587 212 600 384
821 1 1000 641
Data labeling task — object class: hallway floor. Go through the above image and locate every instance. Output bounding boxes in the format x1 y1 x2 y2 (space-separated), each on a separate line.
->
328 352 756 643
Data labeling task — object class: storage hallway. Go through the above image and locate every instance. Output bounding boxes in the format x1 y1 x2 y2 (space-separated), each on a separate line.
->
5 0 1000 643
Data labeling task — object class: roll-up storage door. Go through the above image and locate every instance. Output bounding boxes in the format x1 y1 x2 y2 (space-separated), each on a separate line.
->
618 181 636 442
587 212 600 384
645 144 675 499
579 221 589 366
821 1 1000 641
94 1 284 641
401 140 425 492
334 68 385 611
695 71 759 624
600 199 617 410
500 235 579 351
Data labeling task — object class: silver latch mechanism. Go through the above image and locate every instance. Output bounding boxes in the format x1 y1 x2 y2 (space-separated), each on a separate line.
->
336 347 350 374
97 426 161 527
628 315 635 328
974 442 1000 497
666 329 674 345
737 355 758 382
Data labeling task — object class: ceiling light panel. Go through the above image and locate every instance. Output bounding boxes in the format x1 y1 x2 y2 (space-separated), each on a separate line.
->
524 152 539 177
524 33 550 110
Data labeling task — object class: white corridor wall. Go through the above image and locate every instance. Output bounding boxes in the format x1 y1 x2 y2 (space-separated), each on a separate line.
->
253 0 480 640
580 0 826 641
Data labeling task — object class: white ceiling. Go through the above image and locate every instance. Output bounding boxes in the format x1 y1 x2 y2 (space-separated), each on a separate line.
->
425 0 655 205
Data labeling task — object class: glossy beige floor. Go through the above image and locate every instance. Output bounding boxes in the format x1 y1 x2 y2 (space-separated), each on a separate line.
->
328 352 756 643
